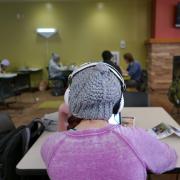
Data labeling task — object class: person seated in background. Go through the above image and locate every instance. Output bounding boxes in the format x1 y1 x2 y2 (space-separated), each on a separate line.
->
102 50 122 74
0 59 10 73
48 53 63 79
123 53 142 87
41 62 177 180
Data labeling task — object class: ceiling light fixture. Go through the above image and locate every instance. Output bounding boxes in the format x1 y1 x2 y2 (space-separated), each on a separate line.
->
36 28 57 38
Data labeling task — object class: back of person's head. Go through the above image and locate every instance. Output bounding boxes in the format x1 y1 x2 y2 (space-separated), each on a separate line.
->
1 59 10 67
52 53 60 62
68 63 122 125
123 53 134 63
102 50 113 61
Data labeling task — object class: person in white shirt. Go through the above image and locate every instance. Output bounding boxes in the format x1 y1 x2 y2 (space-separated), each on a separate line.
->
0 59 10 73
48 53 63 79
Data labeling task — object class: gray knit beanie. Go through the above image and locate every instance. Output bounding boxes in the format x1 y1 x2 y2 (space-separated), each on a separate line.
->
69 63 122 120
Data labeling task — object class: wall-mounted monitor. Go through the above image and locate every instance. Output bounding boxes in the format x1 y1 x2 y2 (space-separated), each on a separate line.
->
175 2 180 28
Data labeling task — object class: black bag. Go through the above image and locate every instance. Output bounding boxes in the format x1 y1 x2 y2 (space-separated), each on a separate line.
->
0 126 29 180
0 113 15 139
0 120 45 180
27 120 45 148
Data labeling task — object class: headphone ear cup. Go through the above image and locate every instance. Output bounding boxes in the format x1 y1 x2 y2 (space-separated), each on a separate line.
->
112 94 124 114
119 94 124 112
64 88 70 105
113 99 121 114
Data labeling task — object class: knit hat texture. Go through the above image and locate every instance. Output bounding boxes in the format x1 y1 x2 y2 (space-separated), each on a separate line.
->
69 63 122 120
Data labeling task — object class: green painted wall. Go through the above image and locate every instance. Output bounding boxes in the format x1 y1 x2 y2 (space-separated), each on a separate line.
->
0 0 151 79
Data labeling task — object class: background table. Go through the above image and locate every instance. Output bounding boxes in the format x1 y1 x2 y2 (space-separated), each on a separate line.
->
18 68 43 90
16 107 180 175
0 73 17 78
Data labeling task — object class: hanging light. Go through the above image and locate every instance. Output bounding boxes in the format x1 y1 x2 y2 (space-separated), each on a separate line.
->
36 28 57 38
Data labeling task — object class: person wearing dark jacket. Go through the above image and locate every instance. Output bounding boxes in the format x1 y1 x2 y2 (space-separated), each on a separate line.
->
102 50 122 74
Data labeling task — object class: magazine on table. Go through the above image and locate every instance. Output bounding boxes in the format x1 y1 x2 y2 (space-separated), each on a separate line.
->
42 112 59 131
148 123 180 139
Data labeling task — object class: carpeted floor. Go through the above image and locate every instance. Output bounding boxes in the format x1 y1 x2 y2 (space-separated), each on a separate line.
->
38 100 64 109
0 90 63 127
0 89 179 127
0 90 179 126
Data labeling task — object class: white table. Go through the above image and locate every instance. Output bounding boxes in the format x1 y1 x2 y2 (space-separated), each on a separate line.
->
0 73 17 79
16 107 180 175
18 68 42 72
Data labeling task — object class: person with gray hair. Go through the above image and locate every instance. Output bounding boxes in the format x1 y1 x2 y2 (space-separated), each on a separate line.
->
48 53 63 79
0 59 10 73
41 62 177 180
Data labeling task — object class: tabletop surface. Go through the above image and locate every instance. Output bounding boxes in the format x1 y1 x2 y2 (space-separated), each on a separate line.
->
0 73 17 78
18 68 42 72
16 107 180 174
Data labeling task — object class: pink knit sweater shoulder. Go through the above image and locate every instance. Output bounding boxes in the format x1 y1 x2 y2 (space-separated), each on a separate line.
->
41 125 177 180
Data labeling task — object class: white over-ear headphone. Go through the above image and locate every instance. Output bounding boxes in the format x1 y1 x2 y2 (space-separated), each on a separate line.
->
64 62 126 120
64 88 70 105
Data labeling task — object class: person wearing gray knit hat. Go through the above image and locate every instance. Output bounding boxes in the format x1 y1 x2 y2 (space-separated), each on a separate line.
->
42 62 177 180
68 63 122 121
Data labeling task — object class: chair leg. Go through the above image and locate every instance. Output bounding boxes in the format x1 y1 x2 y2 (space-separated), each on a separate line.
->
31 92 38 103
147 174 151 180
14 94 21 103
176 174 179 180
177 108 180 114
171 105 176 115
171 106 180 115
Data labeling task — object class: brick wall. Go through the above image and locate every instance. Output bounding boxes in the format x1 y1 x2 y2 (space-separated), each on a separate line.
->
147 42 180 92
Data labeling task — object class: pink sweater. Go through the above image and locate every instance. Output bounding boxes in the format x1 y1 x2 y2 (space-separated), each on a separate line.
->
41 125 177 180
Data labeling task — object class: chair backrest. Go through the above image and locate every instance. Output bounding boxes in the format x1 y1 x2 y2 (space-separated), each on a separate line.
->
0 126 28 180
0 113 15 135
140 70 148 82
46 66 49 74
27 120 45 148
0 79 15 102
124 92 149 107
47 66 56 80
0 120 44 180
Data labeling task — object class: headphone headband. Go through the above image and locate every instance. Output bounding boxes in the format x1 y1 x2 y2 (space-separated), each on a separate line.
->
68 62 126 92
